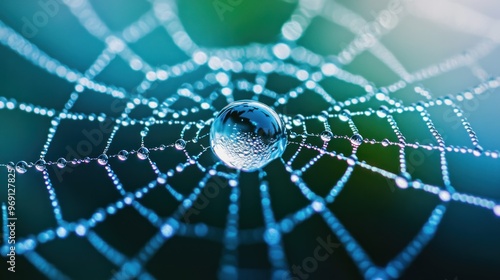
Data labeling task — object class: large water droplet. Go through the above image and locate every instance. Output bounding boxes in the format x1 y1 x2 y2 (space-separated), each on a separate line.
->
118 150 129 161
350 134 363 146
210 100 287 172
157 173 167 185
97 154 109 166
320 130 333 142
175 139 186 150
317 111 329 122
493 205 500 217
473 146 483 157
292 114 305 126
395 172 411 189
346 155 357 166
290 171 301 183
56 158 67 168
35 159 46 171
137 147 150 160
6 162 15 172
16 161 29 174
196 121 205 129
338 109 351 122
381 139 390 147
140 127 149 137
377 105 390 118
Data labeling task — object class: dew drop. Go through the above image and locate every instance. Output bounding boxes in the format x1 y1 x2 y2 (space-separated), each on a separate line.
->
350 134 363 146
312 200 325 212
35 159 46 171
290 171 301 183
292 114 305 126
16 161 29 174
494 205 500 217
175 139 186 150
196 121 205 129
317 111 329 122
97 154 109 166
176 163 184 172
395 176 408 189
395 172 411 189
377 105 389 118
381 139 390 147
118 150 129 161
210 100 287 172
439 190 451 202
320 130 333 142
346 155 357 166
228 179 238 187
375 92 386 101
6 162 15 172
137 147 150 160
157 173 167 185
338 109 351 122
473 146 483 157
56 158 67 168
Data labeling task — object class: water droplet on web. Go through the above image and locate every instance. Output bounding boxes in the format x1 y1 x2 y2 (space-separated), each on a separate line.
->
318 110 329 122
140 127 149 137
375 92 386 101
16 161 28 174
346 155 357 166
292 114 305 126
196 121 204 129
395 172 411 189
157 173 167 184
56 158 67 168
137 147 150 160
473 146 483 157
229 179 238 187
350 134 363 146
395 176 408 189
6 162 15 172
494 205 500 217
338 109 351 122
176 163 184 172
312 200 325 212
320 130 333 142
210 100 287 172
438 190 451 201
377 105 389 118
175 139 186 150
118 150 129 161
35 159 46 171
381 139 390 147
97 154 108 166
290 171 301 183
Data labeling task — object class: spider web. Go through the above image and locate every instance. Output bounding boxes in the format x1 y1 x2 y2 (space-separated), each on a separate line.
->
1 0 500 279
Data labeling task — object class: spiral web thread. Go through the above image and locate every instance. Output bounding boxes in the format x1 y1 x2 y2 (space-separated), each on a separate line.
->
1 0 500 279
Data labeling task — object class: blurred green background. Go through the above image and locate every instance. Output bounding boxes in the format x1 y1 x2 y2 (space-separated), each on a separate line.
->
1 0 500 279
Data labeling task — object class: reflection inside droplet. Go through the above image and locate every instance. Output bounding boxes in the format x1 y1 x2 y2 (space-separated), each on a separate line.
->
210 100 287 172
